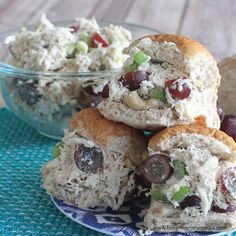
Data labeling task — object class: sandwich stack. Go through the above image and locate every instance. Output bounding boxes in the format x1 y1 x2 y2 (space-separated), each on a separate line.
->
42 34 236 232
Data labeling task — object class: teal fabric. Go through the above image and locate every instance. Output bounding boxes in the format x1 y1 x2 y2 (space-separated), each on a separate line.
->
0 108 104 236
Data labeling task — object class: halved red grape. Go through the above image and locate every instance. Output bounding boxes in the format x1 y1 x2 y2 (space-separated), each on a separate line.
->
74 144 103 173
91 32 109 48
165 77 192 100
101 83 110 98
83 80 101 96
179 195 201 210
144 154 173 184
119 71 150 91
16 79 41 106
70 25 80 33
217 103 225 122
220 115 236 141
77 90 102 109
221 167 236 199
211 202 236 213
84 85 98 96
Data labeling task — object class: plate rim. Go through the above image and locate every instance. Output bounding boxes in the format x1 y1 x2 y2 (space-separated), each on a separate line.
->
51 196 234 236
51 196 118 236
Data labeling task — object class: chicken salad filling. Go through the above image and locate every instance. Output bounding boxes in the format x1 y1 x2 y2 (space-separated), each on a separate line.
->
143 134 236 217
101 38 193 111
4 15 132 124
42 130 137 209
7 15 131 72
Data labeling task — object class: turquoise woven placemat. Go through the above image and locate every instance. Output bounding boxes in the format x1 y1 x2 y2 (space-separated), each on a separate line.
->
0 108 104 236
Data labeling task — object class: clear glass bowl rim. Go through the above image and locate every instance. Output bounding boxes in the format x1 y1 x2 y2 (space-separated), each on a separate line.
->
0 19 160 79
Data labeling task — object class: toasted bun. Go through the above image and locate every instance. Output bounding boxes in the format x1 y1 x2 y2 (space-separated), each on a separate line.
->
126 34 214 60
144 200 236 232
218 55 236 115
149 124 236 153
70 108 143 146
70 108 146 166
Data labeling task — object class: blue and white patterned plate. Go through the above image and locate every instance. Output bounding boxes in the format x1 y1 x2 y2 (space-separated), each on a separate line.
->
52 197 232 236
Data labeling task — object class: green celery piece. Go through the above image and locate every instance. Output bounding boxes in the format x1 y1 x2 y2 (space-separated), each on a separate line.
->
134 51 148 66
173 160 187 180
150 190 166 201
171 186 191 202
52 142 64 158
126 51 148 71
150 87 168 104
126 62 138 72
79 32 92 47
65 43 76 58
76 41 88 54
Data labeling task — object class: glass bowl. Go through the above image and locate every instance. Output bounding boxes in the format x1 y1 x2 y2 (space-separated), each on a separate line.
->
0 20 159 139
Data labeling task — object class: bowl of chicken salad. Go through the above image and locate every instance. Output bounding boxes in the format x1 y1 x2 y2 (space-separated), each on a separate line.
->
0 15 159 139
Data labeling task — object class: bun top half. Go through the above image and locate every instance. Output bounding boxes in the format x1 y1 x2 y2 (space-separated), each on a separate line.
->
126 34 215 62
70 108 143 145
149 124 236 154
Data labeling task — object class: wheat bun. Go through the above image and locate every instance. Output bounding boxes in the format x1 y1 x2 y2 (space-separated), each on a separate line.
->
149 124 236 153
98 34 221 130
127 34 214 60
70 107 143 145
145 124 236 232
218 55 236 115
